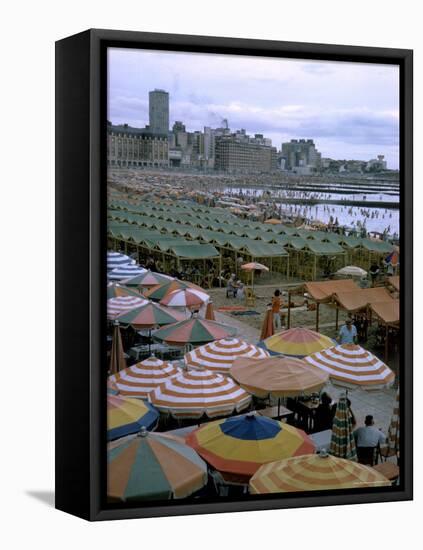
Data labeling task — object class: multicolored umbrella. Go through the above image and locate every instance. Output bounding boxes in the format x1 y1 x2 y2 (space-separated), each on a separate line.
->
230 356 329 398
330 395 357 461
107 295 148 320
109 356 181 399
387 388 400 457
116 302 185 330
185 338 269 374
241 262 269 289
107 282 143 299
304 344 395 390
108 429 208 501
160 288 210 309
108 264 147 281
261 327 335 357
107 251 135 271
123 270 174 288
109 322 126 374
186 414 315 482
153 317 237 346
249 453 390 494
148 369 251 419
145 280 203 302
107 394 159 441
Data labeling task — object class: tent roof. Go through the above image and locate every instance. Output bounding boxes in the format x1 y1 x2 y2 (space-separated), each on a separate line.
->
370 299 400 325
306 241 345 255
334 287 394 312
388 276 400 291
304 279 359 303
170 244 220 259
361 238 394 253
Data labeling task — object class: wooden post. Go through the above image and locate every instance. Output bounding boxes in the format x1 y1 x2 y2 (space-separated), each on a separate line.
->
287 290 291 329
287 255 290 281
316 302 320 332
313 254 317 281
384 325 389 363
335 306 339 331
219 254 222 287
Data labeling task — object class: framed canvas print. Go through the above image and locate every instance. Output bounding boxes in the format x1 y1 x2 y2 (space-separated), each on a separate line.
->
55 29 413 521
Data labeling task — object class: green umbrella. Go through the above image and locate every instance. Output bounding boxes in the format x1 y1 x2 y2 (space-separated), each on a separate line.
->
123 270 174 288
153 317 237 346
117 301 184 330
145 280 203 302
329 394 357 461
107 282 143 299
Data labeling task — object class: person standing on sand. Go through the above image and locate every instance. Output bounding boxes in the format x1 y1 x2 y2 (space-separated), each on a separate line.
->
271 289 282 331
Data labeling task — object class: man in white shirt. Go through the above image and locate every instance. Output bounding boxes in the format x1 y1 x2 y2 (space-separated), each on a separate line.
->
354 415 386 447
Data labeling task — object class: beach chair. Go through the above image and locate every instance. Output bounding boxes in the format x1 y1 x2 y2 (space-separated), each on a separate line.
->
245 287 256 307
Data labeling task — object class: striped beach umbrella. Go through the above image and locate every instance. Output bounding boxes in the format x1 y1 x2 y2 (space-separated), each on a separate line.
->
160 288 210 308
145 280 204 301
261 328 335 357
387 388 400 457
107 282 143 299
107 394 159 441
108 264 147 282
123 270 174 288
108 429 208 501
249 453 390 494
109 356 181 399
153 318 237 346
186 414 315 482
148 369 251 419
116 302 185 330
330 395 357 461
185 338 269 375
107 251 135 271
230 356 329 398
107 295 148 320
304 344 395 390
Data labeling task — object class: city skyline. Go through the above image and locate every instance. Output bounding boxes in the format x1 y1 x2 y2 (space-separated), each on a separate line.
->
108 48 400 168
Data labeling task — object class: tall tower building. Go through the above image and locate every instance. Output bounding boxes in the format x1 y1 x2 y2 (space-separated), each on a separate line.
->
149 89 169 135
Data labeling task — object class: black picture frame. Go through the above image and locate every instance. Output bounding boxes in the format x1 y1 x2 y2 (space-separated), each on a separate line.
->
55 28 413 521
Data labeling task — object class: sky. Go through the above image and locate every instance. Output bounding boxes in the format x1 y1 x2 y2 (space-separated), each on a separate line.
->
108 48 400 169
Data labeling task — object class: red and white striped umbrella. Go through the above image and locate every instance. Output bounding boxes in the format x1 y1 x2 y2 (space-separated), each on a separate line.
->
185 338 270 374
107 295 148 320
148 369 252 419
304 344 395 390
160 288 210 308
109 356 181 399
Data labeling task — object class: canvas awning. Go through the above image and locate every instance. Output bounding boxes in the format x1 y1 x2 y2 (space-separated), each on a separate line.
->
370 299 400 326
171 244 220 259
303 279 359 303
334 287 394 312
388 276 400 291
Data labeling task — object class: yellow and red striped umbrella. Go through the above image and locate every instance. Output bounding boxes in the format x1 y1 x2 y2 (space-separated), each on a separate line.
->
148 368 251 419
262 327 335 357
185 338 269 374
249 453 390 494
304 344 395 389
108 430 208 501
109 356 181 399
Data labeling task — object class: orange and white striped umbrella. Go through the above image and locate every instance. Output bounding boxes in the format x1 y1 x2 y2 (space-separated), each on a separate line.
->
109 356 181 399
107 295 148 320
304 344 395 390
249 453 390 494
148 369 252 419
184 338 269 374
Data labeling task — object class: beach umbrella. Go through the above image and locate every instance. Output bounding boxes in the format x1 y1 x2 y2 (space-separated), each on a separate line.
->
330 394 357 461
108 356 181 399
123 270 174 288
107 394 159 440
108 264 147 282
387 388 400 457
304 344 395 390
185 337 269 375
186 414 315 482
107 251 135 271
249 452 390 494
336 265 368 278
109 322 126 374
204 301 215 320
231 356 329 398
116 301 185 330
260 308 274 340
261 327 334 357
144 279 204 301
160 288 210 309
148 369 251 419
241 262 269 290
108 429 208 501
107 295 148 320
107 282 143 299
153 317 237 346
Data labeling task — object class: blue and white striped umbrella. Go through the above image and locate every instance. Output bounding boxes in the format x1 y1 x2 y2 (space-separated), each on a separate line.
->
107 251 136 272
108 264 148 281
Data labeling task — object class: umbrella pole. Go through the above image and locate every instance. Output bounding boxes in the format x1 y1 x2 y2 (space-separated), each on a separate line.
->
335 307 339 331
278 398 281 418
287 291 291 329
316 302 320 332
148 329 151 354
